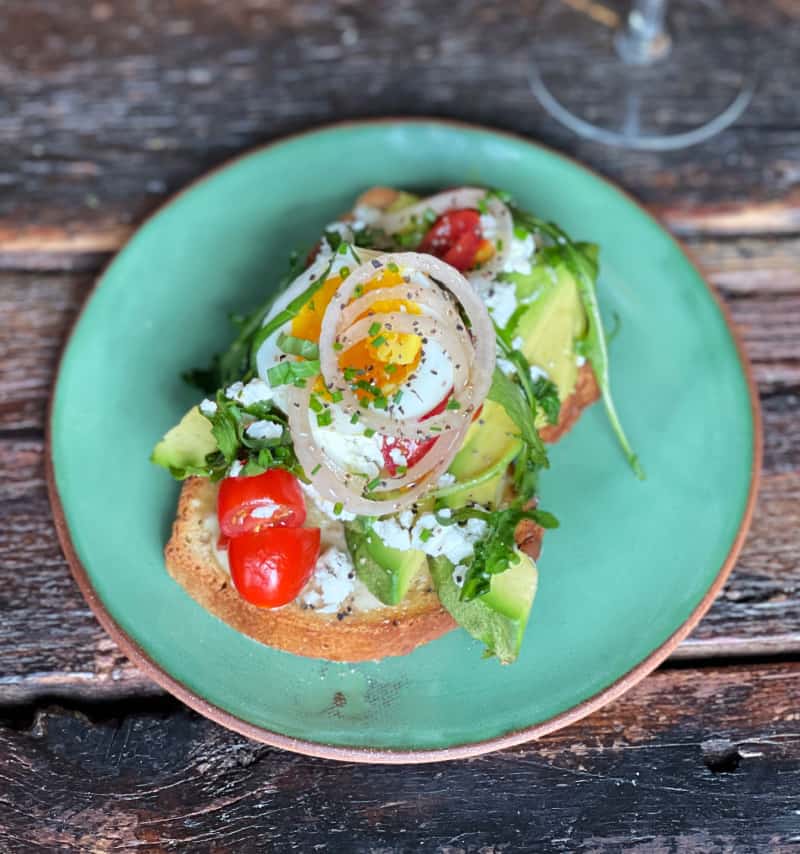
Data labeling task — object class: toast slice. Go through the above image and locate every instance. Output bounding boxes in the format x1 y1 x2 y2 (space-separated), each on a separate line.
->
164 187 600 661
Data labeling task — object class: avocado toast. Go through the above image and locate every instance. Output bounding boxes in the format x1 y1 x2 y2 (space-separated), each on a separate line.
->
153 186 638 663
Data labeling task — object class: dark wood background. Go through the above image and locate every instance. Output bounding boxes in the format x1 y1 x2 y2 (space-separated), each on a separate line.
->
1 0 799 850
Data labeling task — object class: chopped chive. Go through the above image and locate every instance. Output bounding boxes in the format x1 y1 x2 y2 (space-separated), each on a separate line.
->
396 465 407 476
350 412 360 424
309 395 323 413
428 425 442 432
311 463 322 475
339 266 350 279
338 243 349 255
333 341 343 352
384 363 398 374
316 410 333 427
514 224 528 240
420 528 432 543
387 262 399 273
366 476 381 491
363 428 375 438
330 389 343 403
344 367 359 382
368 321 382 336
496 239 504 251
333 502 343 515
373 396 388 410
354 285 364 297
477 198 488 214
392 390 404 404
446 399 461 410
371 335 387 348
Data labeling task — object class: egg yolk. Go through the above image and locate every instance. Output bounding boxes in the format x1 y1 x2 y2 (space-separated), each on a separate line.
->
291 267 423 401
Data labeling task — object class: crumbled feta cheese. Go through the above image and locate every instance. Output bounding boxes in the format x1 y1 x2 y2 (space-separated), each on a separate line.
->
503 233 535 276
529 364 549 382
410 512 488 564
311 406 385 479
452 564 467 588
398 509 415 529
371 517 411 551
353 203 382 225
497 357 516 377
228 460 244 478
388 447 408 467
226 378 274 407
512 336 525 351
437 472 457 488
199 398 217 416
300 547 355 614
245 420 283 441
576 354 586 367
251 500 280 519
482 281 518 328
438 507 452 519
299 480 357 522
479 213 498 240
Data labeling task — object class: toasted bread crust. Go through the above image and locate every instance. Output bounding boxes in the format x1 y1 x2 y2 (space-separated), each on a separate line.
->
165 478 457 662
164 188 601 661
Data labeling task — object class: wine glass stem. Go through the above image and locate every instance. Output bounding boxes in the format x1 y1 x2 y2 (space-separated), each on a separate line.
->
615 0 672 65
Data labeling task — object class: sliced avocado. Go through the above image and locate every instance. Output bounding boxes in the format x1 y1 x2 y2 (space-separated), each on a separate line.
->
449 400 522 481
344 520 426 606
428 550 538 664
505 260 588 401
151 406 217 478
437 438 521 509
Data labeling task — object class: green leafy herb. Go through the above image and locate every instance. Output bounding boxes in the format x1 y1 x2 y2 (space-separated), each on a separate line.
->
435 505 558 601
530 376 560 426
510 207 643 478
277 332 319 360
486 365 548 472
267 359 321 388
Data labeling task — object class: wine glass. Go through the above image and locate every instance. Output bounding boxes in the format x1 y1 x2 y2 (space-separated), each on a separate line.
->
530 0 755 150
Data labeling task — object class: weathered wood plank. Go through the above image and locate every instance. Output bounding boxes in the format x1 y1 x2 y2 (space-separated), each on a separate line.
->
0 0 797 260
0 663 798 851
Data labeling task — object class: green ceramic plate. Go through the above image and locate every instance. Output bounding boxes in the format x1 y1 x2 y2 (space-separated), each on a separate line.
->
48 120 760 762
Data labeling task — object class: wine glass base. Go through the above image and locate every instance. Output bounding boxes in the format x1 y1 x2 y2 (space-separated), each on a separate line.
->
530 0 755 151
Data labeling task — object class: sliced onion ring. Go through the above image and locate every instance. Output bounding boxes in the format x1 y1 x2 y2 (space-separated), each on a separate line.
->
377 187 514 287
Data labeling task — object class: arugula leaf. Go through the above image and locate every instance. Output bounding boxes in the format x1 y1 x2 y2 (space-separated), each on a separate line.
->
487 367 549 471
434 504 558 601
531 376 560 426
511 207 644 479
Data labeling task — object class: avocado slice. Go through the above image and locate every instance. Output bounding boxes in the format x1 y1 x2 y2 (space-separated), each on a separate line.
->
428 551 538 664
448 400 522 481
151 406 217 478
436 438 521 509
505 260 588 401
345 520 427 606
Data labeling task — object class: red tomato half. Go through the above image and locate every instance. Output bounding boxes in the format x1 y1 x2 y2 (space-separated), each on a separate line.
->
217 469 306 538
419 209 483 272
228 527 321 609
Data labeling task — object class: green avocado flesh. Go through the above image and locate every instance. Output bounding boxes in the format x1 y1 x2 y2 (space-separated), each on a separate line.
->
151 406 216 477
505 259 588 401
428 551 538 664
345 520 427 606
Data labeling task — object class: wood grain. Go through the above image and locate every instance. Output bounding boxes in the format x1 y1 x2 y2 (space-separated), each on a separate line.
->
1 662 798 851
0 0 797 267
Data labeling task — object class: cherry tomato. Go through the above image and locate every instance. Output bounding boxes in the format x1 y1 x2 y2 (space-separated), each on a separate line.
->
381 393 485 476
419 209 483 271
228 527 321 608
217 469 306 538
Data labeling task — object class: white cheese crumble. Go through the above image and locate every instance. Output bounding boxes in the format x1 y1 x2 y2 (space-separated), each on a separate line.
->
228 460 244 478
226 378 274 407
372 510 488 565
452 564 467 588
299 547 355 614
482 281 518 328
245 420 283 441
311 405 385 480
199 398 217 416
388 447 408 467
504 233 535 276
479 213 498 240
437 472 456 488
512 336 525 351
352 203 382 225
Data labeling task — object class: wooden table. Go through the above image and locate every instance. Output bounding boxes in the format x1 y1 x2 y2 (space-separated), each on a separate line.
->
1 1 799 849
